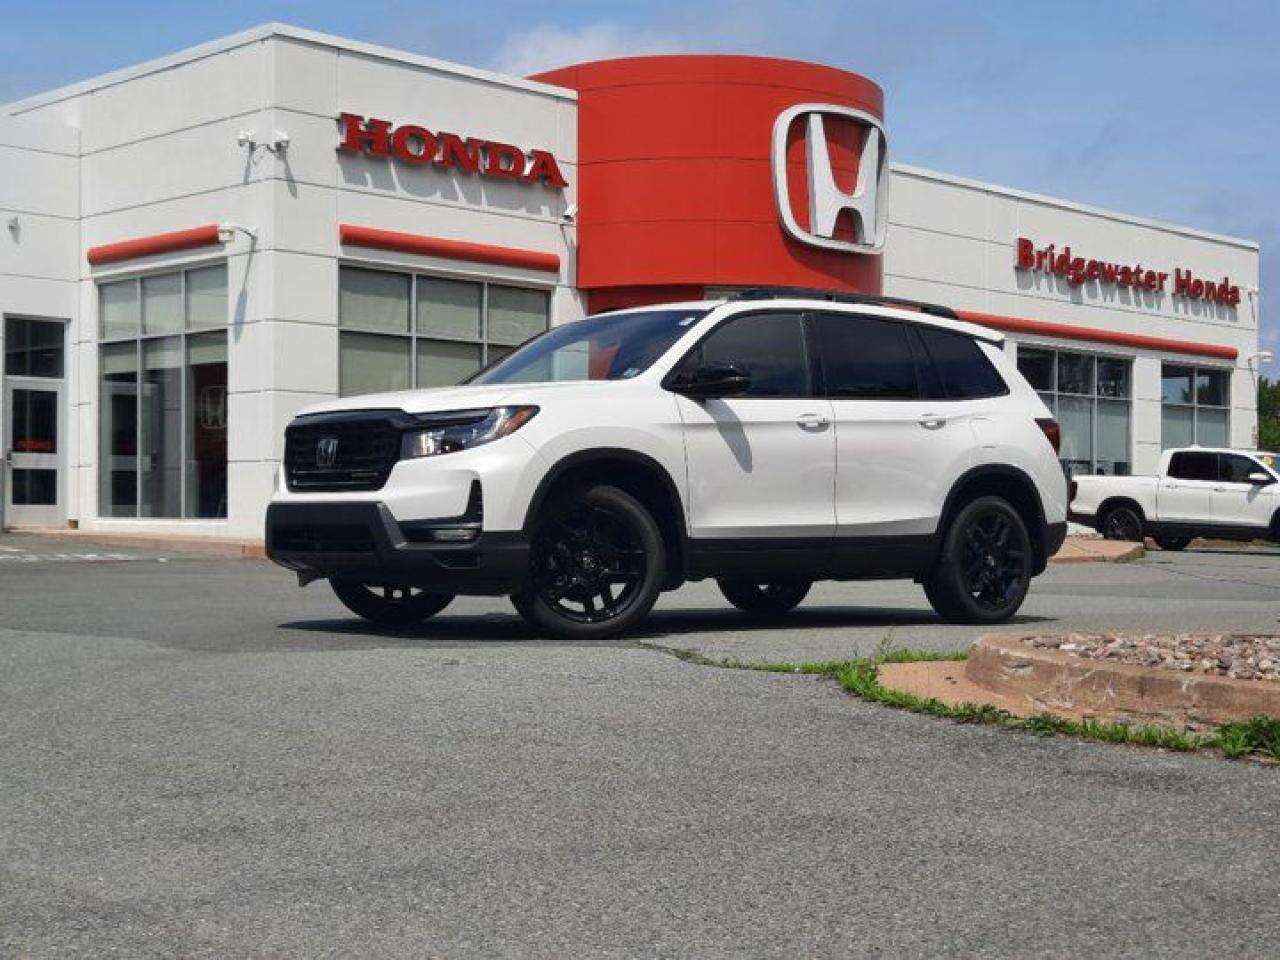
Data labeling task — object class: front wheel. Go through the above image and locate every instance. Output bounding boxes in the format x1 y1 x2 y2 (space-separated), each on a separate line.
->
330 579 454 624
512 484 666 640
924 496 1033 625
718 577 811 615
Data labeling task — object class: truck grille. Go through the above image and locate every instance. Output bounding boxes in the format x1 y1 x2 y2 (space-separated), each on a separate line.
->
284 413 401 492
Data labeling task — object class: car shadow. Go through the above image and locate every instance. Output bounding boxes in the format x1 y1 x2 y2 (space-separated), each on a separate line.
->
275 605 1056 649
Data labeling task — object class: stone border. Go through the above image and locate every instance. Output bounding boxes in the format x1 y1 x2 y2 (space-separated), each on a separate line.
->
966 634 1280 727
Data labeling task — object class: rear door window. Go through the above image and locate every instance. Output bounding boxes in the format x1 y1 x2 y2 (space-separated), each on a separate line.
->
915 326 1008 400
1167 451 1217 481
815 314 920 399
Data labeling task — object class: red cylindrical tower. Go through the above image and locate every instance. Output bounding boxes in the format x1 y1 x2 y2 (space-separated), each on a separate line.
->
533 55 886 313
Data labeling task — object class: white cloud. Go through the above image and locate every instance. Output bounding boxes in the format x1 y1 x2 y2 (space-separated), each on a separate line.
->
489 22 685 77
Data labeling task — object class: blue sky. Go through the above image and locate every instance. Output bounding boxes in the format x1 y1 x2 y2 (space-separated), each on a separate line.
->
3 0 1275 354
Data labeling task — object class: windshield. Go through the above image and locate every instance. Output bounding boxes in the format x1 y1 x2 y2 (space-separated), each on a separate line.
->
470 308 708 385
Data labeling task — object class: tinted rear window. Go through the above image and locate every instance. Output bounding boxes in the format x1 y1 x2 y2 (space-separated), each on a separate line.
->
816 314 920 399
915 327 1008 400
1168 452 1217 481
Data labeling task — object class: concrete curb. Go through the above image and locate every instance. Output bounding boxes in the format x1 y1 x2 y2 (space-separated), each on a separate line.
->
1049 537 1144 564
17 528 267 560
966 634 1280 726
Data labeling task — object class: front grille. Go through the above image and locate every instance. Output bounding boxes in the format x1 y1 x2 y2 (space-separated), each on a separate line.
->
284 413 401 492
273 524 376 554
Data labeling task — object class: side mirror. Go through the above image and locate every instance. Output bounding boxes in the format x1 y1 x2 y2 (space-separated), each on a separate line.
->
1248 471 1273 486
675 362 751 399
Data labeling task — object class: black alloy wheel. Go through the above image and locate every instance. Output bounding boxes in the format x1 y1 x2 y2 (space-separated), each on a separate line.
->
329 579 454 625
924 496 1033 625
718 577 812 615
512 484 665 639
1101 505 1144 542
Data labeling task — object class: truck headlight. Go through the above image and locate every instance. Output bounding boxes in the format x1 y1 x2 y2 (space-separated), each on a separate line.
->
401 406 538 459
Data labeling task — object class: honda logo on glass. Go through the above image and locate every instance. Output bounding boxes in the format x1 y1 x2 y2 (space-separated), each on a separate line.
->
772 103 889 254
316 437 339 468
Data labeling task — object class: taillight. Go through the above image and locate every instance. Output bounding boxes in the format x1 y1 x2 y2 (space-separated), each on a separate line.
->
1036 417 1061 454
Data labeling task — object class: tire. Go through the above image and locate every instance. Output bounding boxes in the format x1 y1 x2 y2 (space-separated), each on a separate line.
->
330 579 454 625
1154 536 1191 551
717 577 811 615
1100 504 1144 542
512 484 666 640
924 496 1034 625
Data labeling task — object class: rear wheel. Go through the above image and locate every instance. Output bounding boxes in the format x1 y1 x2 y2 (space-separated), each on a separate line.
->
512 484 665 640
718 577 811 615
330 579 454 625
924 496 1033 625
1100 504 1144 542
1154 536 1191 551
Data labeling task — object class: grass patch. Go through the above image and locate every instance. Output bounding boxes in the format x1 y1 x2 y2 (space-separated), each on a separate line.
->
643 640 1277 760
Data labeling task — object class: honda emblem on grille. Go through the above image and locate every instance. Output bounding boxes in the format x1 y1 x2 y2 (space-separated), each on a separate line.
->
316 437 339 468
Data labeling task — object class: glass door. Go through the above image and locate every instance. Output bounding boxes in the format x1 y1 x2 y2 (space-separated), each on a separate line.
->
4 378 64 527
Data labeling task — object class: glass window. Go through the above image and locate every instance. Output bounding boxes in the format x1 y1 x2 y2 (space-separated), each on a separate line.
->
1096 358 1131 399
186 265 228 331
1220 454 1262 484
97 265 228 519
100 281 138 340
1025 347 1131 477
691 313 810 398
817 315 919 399
1161 365 1195 405
10 388 57 454
140 338 182 517
142 274 183 336
916 327 1007 399
5 317 65 378
340 332 411 396
1161 362 1231 450
12 468 57 505
488 286 550 345
1016 347 1054 392
99 341 139 517
339 267 551 396
1168 451 1217 482
1056 353 1093 395
417 339 482 388
187 333 228 519
416 278 481 340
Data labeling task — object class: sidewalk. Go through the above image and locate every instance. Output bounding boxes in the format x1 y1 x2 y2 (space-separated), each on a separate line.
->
1051 536 1143 564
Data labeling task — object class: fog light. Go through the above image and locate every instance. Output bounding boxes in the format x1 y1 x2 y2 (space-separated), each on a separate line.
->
430 527 479 543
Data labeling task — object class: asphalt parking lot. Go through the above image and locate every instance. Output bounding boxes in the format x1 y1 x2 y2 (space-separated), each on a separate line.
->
2 533 1280 957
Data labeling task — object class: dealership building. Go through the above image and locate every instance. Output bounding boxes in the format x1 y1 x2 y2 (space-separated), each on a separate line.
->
0 23 1263 540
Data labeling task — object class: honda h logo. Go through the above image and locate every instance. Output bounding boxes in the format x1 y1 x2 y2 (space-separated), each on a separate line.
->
771 103 889 254
316 437 339 468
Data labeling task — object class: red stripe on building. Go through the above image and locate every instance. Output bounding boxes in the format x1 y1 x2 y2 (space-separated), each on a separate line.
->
958 310 1238 362
87 224 223 266
339 224 560 273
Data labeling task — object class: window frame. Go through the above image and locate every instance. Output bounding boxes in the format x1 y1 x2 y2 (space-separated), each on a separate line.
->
336 263 553 396
1160 362 1231 448
811 311 928 401
96 262 229 520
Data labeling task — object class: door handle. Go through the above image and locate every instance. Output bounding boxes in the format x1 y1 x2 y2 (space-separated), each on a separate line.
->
917 414 947 430
795 413 830 430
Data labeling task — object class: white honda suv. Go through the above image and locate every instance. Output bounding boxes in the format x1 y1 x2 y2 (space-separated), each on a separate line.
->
267 291 1068 639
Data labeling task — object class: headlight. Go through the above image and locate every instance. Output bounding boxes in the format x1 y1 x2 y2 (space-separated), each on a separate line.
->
400 406 538 459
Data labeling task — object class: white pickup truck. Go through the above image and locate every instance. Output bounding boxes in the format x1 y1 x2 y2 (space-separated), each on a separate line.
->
1070 447 1280 550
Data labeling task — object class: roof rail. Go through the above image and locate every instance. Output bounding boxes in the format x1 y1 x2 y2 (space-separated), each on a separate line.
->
730 287 959 320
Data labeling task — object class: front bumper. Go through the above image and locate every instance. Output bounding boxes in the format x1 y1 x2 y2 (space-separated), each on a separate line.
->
265 501 529 596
